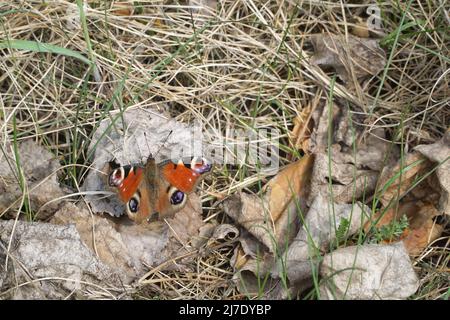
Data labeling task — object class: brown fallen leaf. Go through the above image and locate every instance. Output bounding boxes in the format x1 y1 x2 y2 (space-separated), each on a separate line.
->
376 152 433 208
51 202 137 276
52 194 205 277
351 17 371 38
230 236 277 297
310 33 386 83
223 155 313 297
192 222 218 249
263 154 314 223
403 218 444 256
366 144 446 256
365 201 444 256
290 103 314 153
231 245 249 271
224 155 313 253
111 1 134 16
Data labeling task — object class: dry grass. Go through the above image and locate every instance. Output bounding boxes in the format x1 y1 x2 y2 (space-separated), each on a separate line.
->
0 0 448 299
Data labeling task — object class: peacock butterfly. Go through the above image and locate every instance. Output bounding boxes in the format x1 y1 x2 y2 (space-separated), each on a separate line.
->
107 155 212 223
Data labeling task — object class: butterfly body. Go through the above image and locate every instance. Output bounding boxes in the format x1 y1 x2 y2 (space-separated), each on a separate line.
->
108 156 211 223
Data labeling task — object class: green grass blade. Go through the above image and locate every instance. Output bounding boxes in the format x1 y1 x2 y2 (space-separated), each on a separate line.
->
0 39 92 66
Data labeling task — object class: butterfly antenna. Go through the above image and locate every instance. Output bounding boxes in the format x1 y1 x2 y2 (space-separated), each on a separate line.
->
145 130 173 159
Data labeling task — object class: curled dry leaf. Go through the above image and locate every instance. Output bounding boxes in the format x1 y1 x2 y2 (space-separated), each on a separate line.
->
310 33 386 83
51 195 205 278
0 219 125 299
209 223 239 244
224 155 313 253
272 193 370 291
224 155 316 297
0 140 65 220
376 152 434 208
369 143 446 255
192 222 218 249
320 242 419 300
193 223 238 249
290 103 313 153
415 129 450 215
308 101 396 204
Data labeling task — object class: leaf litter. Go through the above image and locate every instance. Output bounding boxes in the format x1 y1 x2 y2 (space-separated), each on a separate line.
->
0 21 448 300
0 108 223 298
221 31 449 299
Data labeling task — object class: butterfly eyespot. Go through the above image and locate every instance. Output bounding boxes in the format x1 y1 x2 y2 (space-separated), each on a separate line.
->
109 167 124 187
128 196 140 214
170 190 185 205
191 157 212 174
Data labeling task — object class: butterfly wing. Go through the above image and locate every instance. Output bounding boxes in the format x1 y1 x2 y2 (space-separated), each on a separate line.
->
155 157 212 219
161 157 212 193
108 157 212 223
108 160 156 223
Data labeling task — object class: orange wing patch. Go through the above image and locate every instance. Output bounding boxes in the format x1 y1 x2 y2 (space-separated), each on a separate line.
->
117 167 144 202
162 162 200 193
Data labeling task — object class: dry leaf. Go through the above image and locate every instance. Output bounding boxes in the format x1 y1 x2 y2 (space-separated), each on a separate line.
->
310 33 386 83
230 242 276 296
51 195 205 277
0 219 125 299
403 210 443 256
224 155 313 253
351 17 370 38
264 154 313 222
365 201 444 256
290 103 313 153
0 140 65 220
208 223 239 244
160 193 205 269
376 152 433 207
230 245 248 271
111 1 134 16
320 242 419 300
51 202 138 276
272 193 370 288
366 143 446 256
308 101 396 204
192 222 218 248
415 129 450 215
223 192 274 252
